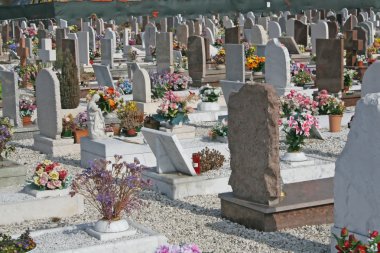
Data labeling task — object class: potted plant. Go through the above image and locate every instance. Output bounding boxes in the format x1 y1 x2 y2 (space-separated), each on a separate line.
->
280 90 318 118
150 72 192 96
327 96 345 133
116 101 144 137
31 160 70 190
292 70 313 87
280 112 318 162
213 48 226 70
343 69 357 92
0 229 36 252
153 91 196 128
209 120 228 143
245 55 265 75
61 114 75 138
73 111 88 144
71 156 149 235
198 84 221 111
356 54 366 67
315 89 330 115
19 96 36 126
243 42 256 58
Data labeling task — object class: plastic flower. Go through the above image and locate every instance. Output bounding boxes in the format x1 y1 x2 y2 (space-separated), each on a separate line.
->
49 170 59 181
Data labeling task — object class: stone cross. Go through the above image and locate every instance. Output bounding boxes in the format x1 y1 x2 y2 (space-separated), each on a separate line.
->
344 30 364 66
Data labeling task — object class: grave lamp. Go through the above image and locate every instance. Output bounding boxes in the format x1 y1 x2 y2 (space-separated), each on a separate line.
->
266 1 271 8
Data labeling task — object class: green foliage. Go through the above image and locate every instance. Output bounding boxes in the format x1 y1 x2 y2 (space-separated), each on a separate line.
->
0 229 36 253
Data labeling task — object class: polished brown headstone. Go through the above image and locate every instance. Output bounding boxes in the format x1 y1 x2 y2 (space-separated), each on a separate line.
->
225 26 240 44
294 20 308 47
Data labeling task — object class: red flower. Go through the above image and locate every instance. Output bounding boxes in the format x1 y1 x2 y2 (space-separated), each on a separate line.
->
45 164 55 173
377 242 380 251
58 170 68 181
341 227 349 237
370 230 379 238
344 240 350 249
357 245 367 253
349 234 357 243
90 60 94 65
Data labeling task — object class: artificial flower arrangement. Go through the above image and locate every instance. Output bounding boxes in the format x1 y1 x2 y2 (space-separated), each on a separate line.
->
74 111 88 130
173 39 188 57
209 120 228 139
150 72 192 99
68 25 79 33
199 84 221 102
0 229 36 253
213 38 224 48
279 112 319 152
334 227 380 253
89 49 101 64
280 90 318 118
0 117 15 160
116 101 145 136
291 62 313 87
344 68 357 89
153 91 196 125
298 44 306 53
356 54 366 63
156 243 202 253
32 160 70 190
88 86 121 114
71 155 149 222
22 27 37 39
245 55 265 72
327 96 345 116
367 46 377 57
4 39 17 52
14 63 42 86
19 96 36 118
62 114 75 138
117 78 133 95
213 48 226 65
243 42 256 58
315 89 330 115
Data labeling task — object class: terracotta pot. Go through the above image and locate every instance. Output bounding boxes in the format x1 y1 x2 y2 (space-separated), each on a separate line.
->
358 61 364 67
126 128 137 137
22 116 32 126
112 125 121 136
74 129 89 143
343 86 350 92
329 115 343 132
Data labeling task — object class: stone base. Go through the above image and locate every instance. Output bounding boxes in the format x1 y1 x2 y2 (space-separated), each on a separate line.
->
159 125 196 139
33 134 80 156
0 194 84 225
86 227 136 241
23 185 71 198
135 101 160 114
219 178 334 232
197 102 220 111
13 125 39 140
0 159 26 187
142 168 232 199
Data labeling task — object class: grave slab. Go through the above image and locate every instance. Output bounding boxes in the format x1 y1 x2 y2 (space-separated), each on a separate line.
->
0 159 26 188
33 134 80 156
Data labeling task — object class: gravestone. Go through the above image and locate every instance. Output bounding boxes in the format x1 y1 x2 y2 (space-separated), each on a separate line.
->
177 24 189 45
311 20 329 55
186 20 194 36
37 29 48 49
167 17 174 32
228 83 281 205
156 32 173 73
93 64 114 87
38 38 56 63
160 18 167 32
144 23 157 61
0 70 21 127
359 22 373 46
358 13 365 23
194 20 202 35
188 36 206 83
59 19 68 28
361 62 380 96
250 25 268 45
279 16 287 34
258 17 269 30
131 20 138 35
78 31 90 65
101 38 114 68
225 44 245 82
17 37 29 67
353 26 367 55
55 28 67 62
265 38 291 96
286 18 295 37
88 27 96 51
268 21 281 39
244 18 255 29
62 38 80 83
142 16 150 32
96 18 104 35
224 19 234 29
327 21 339 39
316 39 344 93
141 128 197 176
104 28 116 53
205 27 215 44
133 64 152 103
344 30 364 66
225 26 240 44
294 20 308 47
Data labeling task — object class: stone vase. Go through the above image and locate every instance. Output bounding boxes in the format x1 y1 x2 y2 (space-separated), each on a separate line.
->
197 102 220 111
94 219 129 233
216 64 226 70
253 71 263 76
281 151 308 162
329 115 343 133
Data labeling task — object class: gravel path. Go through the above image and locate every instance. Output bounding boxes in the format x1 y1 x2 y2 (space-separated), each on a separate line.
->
0 121 348 252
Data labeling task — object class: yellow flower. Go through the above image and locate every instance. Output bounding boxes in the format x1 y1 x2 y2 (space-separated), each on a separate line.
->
36 168 44 176
43 160 51 165
33 176 40 186
49 171 59 180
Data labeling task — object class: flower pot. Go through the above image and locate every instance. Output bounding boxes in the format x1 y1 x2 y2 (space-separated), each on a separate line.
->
358 61 364 67
112 125 121 136
126 128 138 137
22 116 32 126
253 71 263 76
61 130 73 138
197 102 220 111
216 64 226 70
281 152 308 162
329 115 343 132
343 86 350 92
94 219 129 233
74 129 89 144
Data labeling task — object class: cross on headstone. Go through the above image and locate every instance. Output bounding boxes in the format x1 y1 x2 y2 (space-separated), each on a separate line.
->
344 30 364 66
17 37 29 67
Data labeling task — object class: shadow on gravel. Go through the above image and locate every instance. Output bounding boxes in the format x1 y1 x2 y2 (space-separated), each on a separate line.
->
206 221 329 253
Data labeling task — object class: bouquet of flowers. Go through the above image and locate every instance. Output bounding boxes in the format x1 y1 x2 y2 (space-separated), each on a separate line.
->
209 120 228 139
117 79 133 95
315 90 330 115
0 229 36 253
117 101 144 131
62 114 75 137
280 90 318 117
0 117 14 160
4 40 17 52
154 91 196 125
280 113 318 152
357 54 366 63
246 55 265 72
150 72 192 99
19 96 36 118
243 42 256 58
213 48 226 65
199 84 221 102
344 68 357 89
327 96 345 115
32 160 70 190
14 63 42 85
88 86 121 114
334 227 380 253
213 38 223 48
74 111 88 130
156 244 202 253
89 49 101 64
292 70 313 86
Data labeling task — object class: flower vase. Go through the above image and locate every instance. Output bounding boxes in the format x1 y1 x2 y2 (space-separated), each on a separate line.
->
61 130 73 139
94 219 129 233
329 115 343 132
74 129 89 144
197 102 220 111
22 116 32 126
216 64 226 70
281 151 308 162
253 71 263 76
358 61 364 67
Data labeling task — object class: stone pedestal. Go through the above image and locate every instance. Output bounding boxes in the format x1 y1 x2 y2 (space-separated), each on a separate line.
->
33 134 80 156
0 159 26 187
159 125 195 139
219 178 334 232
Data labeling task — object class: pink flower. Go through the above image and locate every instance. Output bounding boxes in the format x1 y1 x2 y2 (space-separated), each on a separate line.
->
47 181 56 190
52 180 62 188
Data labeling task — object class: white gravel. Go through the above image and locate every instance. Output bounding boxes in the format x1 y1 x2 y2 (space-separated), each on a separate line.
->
0 121 346 252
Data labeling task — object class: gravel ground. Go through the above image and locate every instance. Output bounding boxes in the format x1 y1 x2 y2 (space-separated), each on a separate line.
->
0 121 348 253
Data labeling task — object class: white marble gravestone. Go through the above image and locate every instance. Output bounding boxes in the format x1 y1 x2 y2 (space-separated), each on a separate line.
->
205 27 215 45
101 38 114 68
0 70 21 127
265 38 291 96
361 61 380 96
93 64 115 88
78 31 90 65
286 18 295 37
311 20 329 55
156 32 173 73
177 23 189 45
105 28 116 53
268 21 281 39
59 19 68 28
141 128 197 176
38 38 56 63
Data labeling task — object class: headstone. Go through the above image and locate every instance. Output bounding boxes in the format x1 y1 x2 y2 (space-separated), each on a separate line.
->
133 65 152 103
101 38 114 68
55 28 67 62
268 21 281 39
205 27 215 44
96 18 104 35
244 18 255 29
258 17 269 30
311 20 329 55
38 38 56 63
353 26 368 55
344 30 364 66
225 26 239 44
316 39 344 93
279 16 287 34
142 16 150 32
228 83 281 205
20 21 27 29
37 29 48 49
224 19 234 29
62 38 80 80
93 64 114 87
225 44 245 82
88 27 96 51
360 21 374 46
361 62 380 96
294 20 308 47
358 13 365 23
249 25 268 45
188 36 206 82
17 37 29 67
104 28 116 53
144 23 157 61
59 19 68 28
177 23 189 45
160 18 167 32
194 20 202 35
186 20 194 36
78 31 90 65
327 21 339 39
0 70 21 127
265 38 291 96
286 18 295 37
156 32 173 73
